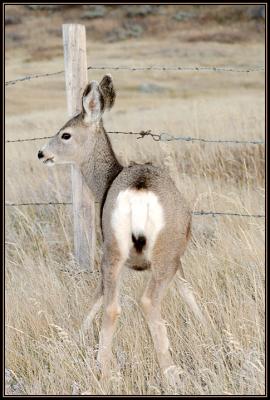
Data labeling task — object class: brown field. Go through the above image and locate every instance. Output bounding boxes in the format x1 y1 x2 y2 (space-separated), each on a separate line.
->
5 5 265 395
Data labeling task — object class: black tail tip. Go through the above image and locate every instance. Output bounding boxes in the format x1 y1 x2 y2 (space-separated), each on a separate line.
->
132 234 146 253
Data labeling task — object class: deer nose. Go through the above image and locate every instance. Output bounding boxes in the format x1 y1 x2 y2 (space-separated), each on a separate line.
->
38 150 44 159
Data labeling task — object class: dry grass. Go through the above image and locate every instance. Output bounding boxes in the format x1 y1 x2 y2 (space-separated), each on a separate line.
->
5 196 265 395
5 7 265 395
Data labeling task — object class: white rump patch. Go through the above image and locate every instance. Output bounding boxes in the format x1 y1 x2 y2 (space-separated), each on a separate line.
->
111 189 165 260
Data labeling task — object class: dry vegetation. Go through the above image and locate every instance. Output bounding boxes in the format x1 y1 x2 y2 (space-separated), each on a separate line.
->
5 4 265 396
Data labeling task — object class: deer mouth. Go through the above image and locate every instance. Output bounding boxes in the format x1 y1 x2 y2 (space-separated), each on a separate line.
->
43 157 55 165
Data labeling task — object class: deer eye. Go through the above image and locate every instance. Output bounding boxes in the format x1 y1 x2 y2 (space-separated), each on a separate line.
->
61 133 71 140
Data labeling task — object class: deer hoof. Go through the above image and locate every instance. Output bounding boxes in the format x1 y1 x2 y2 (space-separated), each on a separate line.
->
163 365 184 388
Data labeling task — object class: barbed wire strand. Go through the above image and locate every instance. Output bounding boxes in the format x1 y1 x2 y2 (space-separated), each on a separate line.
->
4 202 265 218
5 65 265 86
5 130 265 145
110 130 265 144
5 202 72 206
6 136 53 143
5 70 64 86
192 211 265 218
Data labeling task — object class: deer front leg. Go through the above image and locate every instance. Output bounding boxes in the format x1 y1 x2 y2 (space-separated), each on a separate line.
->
97 254 124 380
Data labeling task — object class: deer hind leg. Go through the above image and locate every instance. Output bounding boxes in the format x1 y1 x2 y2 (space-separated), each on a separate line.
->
97 250 125 380
177 261 206 326
140 259 182 385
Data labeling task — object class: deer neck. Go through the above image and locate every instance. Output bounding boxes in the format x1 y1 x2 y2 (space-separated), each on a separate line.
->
80 125 123 202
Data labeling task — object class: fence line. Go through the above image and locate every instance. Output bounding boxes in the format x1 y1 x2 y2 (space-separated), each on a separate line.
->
5 64 265 86
5 202 265 219
5 202 72 206
6 136 52 143
5 131 265 145
192 211 265 218
109 130 265 144
5 23 266 271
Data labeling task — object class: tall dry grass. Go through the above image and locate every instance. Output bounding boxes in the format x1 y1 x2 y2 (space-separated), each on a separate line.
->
5 33 265 395
5 139 265 395
5 204 265 395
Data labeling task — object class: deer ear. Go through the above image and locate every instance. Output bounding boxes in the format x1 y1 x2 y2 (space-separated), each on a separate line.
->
99 74 116 110
82 81 105 123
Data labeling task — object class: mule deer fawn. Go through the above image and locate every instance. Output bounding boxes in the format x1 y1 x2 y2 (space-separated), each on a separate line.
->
38 75 205 385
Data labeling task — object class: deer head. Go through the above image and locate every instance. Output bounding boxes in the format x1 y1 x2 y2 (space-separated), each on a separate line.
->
37 74 116 166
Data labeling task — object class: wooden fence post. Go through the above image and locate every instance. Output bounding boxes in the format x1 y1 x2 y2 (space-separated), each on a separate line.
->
62 24 95 270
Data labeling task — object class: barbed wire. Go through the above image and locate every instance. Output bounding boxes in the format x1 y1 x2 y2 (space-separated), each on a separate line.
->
6 136 52 143
5 130 265 145
5 65 265 86
192 211 265 218
5 201 72 206
87 65 264 73
5 70 64 87
109 130 265 144
5 202 265 218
